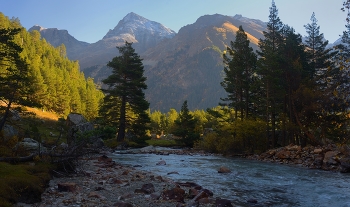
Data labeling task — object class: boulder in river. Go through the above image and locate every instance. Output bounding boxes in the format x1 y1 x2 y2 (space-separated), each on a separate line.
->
218 166 231 173
156 160 166 165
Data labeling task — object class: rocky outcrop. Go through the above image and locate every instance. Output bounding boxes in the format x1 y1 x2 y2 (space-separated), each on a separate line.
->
249 144 350 172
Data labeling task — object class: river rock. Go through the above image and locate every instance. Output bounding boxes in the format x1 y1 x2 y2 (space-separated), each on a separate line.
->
140 183 155 194
275 150 291 159
161 187 185 202
285 144 301 151
323 151 340 169
312 155 324 168
198 197 214 205
247 198 258 203
113 201 133 207
98 155 113 163
314 148 323 154
139 145 156 153
215 198 233 207
156 160 166 165
218 166 231 173
57 182 77 192
340 158 350 173
88 191 106 200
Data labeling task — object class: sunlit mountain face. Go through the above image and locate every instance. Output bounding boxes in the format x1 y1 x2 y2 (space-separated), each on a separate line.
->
31 13 268 111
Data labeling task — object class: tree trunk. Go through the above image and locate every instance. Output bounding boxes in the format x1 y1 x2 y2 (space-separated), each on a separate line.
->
117 96 126 142
266 81 270 149
0 99 13 132
291 98 317 145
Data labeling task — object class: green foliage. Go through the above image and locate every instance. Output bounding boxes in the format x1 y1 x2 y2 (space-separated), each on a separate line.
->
196 132 219 153
172 101 200 147
198 119 266 154
103 138 118 149
146 139 177 147
94 126 117 140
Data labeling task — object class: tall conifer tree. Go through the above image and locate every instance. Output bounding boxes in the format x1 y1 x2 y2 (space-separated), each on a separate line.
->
304 12 335 80
221 26 257 120
101 42 150 142
257 0 284 147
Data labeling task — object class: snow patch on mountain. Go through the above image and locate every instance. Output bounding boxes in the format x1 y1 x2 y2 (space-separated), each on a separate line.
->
29 25 47 32
103 12 176 40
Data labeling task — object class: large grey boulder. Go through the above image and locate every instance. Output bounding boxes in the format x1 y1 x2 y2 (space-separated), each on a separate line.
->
2 124 18 142
66 113 94 145
15 138 47 153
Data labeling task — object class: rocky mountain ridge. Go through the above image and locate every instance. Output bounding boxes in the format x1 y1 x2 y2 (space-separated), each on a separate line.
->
29 12 268 111
28 25 89 58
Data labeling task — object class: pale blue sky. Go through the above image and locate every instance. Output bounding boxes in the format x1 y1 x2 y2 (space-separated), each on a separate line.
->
1 0 346 43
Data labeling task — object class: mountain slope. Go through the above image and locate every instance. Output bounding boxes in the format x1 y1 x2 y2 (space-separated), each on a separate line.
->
142 14 266 111
73 12 176 69
30 13 267 112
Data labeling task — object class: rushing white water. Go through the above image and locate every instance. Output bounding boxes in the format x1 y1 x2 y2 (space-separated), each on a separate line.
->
111 150 350 207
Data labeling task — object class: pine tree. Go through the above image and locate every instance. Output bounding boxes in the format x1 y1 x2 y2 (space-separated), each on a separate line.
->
0 28 35 131
172 100 200 147
221 25 257 120
101 42 150 142
257 0 285 148
304 12 335 80
303 12 344 143
279 26 312 145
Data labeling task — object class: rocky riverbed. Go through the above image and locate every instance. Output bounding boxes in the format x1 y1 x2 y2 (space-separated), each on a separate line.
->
247 144 350 173
16 150 234 207
15 144 350 207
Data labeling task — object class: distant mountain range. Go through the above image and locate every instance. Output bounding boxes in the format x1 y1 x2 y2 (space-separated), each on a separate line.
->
29 12 338 112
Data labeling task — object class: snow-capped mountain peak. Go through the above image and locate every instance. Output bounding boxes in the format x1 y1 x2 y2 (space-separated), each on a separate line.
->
103 12 176 40
29 25 47 32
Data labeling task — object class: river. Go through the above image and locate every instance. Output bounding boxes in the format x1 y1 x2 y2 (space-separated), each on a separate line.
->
111 149 350 207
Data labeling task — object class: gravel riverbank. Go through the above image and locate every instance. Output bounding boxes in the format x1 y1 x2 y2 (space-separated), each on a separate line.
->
16 150 232 207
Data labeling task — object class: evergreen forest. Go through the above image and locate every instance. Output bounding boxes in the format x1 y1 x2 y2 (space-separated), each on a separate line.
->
0 13 104 121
